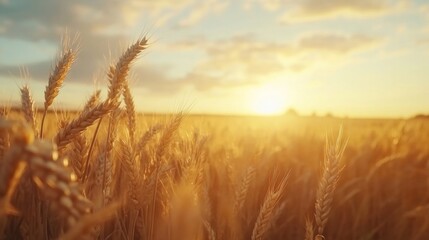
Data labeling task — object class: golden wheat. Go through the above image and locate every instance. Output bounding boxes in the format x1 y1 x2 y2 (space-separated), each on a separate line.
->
20 85 37 135
40 44 77 138
313 128 347 239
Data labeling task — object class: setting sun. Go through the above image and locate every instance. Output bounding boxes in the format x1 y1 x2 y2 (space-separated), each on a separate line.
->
251 85 288 115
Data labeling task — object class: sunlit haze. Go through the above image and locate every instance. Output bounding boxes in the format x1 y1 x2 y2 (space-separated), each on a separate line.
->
1 0 429 117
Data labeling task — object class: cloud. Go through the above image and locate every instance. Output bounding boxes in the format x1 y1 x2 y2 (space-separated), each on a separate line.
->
168 33 380 91
0 32 380 94
314 0 387 13
244 0 404 22
297 33 378 53
243 0 284 11
286 0 389 21
178 0 228 27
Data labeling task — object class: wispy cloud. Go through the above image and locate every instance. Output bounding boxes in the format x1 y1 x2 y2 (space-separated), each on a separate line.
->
141 33 380 92
281 0 390 22
244 0 407 22
243 0 284 11
178 0 228 27
297 33 379 53
180 33 379 89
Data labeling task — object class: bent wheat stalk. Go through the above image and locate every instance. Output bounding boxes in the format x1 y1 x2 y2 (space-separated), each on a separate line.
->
82 38 148 182
54 101 114 150
82 90 101 114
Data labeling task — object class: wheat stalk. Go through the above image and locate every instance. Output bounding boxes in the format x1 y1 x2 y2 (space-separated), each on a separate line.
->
251 174 287 240
82 38 148 183
0 120 33 201
20 85 37 135
40 43 77 138
26 140 92 226
156 113 183 161
97 110 121 206
70 134 88 182
0 132 7 160
304 218 314 240
54 101 114 150
60 202 120 240
44 48 75 108
123 81 136 144
204 220 216 240
234 166 256 214
83 90 101 114
147 113 183 238
0 119 92 231
137 124 162 154
0 108 10 159
118 140 141 208
0 120 34 234
107 37 148 106
314 128 347 238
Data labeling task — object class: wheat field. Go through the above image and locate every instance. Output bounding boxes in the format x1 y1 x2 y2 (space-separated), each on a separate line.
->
0 37 428 240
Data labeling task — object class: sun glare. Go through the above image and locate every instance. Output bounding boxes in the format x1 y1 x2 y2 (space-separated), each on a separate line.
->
250 85 288 115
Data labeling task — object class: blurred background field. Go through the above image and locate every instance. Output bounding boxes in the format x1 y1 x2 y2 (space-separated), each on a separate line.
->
4 106 428 239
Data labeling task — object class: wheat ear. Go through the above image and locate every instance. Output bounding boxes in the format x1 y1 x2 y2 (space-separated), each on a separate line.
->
0 120 34 235
60 202 120 240
156 113 183 161
251 175 287 240
204 220 216 240
82 90 101 114
96 110 120 206
107 37 148 106
70 134 88 182
149 114 183 239
304 218 314 240
54 101 113 150
0 108 10 159
234 166 256 214
82 38 148 182
123 81 136 144
314 128 347 237
0 120 33 212
137 124 162 152
118 140 141 208
26 140 92 226
40 44 76 138
20 85 37 135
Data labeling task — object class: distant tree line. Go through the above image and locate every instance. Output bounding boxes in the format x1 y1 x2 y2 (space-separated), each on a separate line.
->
413 114 429 119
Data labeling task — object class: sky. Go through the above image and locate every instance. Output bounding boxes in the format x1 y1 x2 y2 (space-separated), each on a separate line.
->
0 0 429 118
